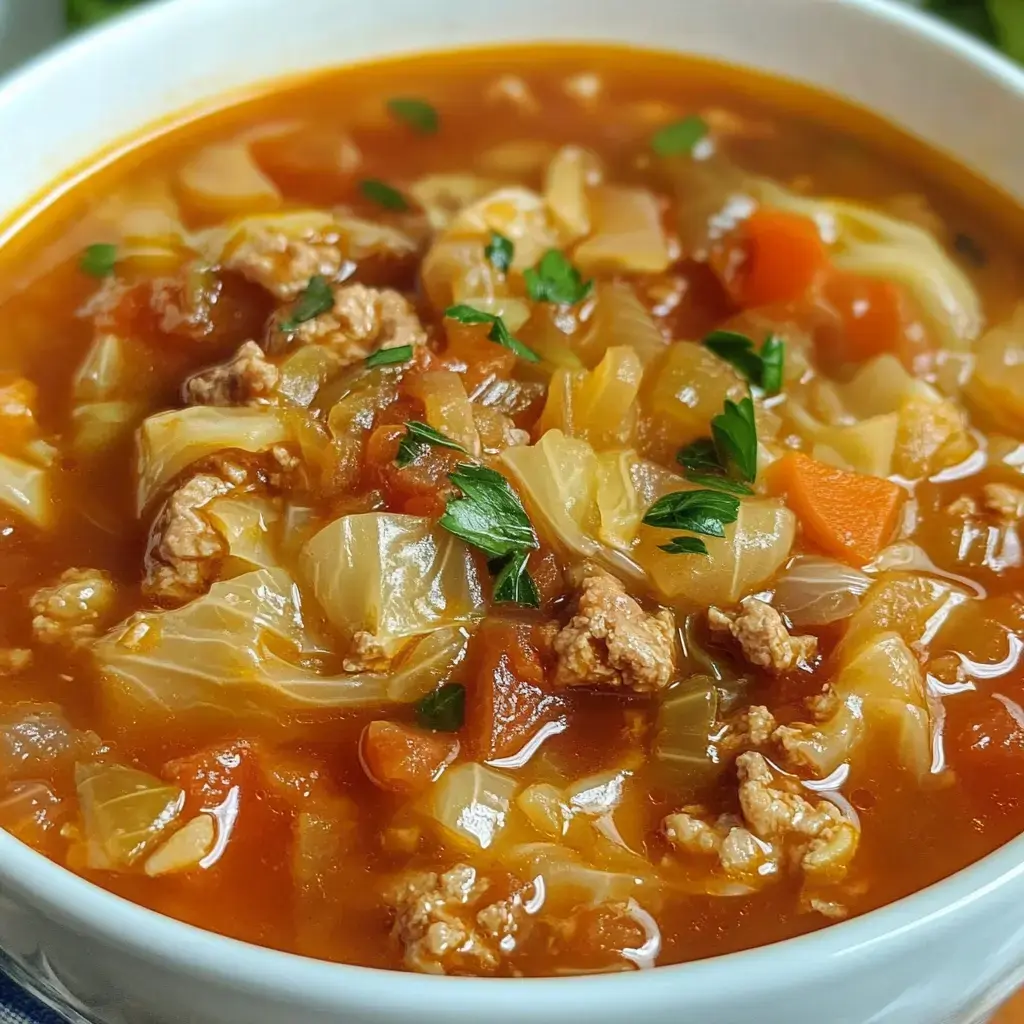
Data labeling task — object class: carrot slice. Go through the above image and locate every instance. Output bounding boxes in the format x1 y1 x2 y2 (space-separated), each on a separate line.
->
821 270 909 364
768 451 904 565
359 721 458 794
466 622 563 760
724 209 830 308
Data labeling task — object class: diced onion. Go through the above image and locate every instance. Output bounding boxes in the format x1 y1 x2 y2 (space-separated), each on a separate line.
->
430 762 518 851
773 556 873 626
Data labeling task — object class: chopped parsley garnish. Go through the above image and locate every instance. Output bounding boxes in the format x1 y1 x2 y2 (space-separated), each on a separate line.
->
485 232 514 274
279 275 335 332
712 396 758 484
415 683 465 732
651 114 709 157
386 97 439 135
440 464 539 559
365 344 414 368
491 550 541 608
444 304 539 362
395 421 467 468
703 330 785 395
359 178 409 211
523 249 592 305
658 536 710 556
440 463 540 605
79 243 117 278
642 489 742 539
676 396 759 494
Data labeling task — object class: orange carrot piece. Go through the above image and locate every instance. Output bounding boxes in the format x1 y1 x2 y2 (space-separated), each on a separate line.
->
727 209 830 308
768 451 904 565
359 721 457 795
821 270 909 364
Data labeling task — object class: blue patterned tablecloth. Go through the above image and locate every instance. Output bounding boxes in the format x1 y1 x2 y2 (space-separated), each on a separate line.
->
0 972 64 1024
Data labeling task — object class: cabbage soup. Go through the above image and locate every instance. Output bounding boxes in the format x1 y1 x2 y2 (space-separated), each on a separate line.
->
0 45 1022 975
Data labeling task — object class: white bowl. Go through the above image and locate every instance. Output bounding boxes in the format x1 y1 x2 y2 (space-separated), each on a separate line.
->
1 2 1022 1022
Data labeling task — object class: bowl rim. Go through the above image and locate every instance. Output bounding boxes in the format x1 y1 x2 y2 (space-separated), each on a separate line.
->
2 0 1024 1008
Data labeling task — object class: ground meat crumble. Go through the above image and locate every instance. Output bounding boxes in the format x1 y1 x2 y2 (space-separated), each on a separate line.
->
552 565 676 692
184 340 280 407
708 598 817 673
30 569 117 646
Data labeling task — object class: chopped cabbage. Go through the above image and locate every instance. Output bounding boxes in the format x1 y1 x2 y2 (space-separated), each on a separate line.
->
176 141 282 217
135 407 295 511
429 762 518 851
408 174 503 231
967 307 1024 434
595 450 645 552
811 414 899 478
0 704 101 783
755 181 983 350
72 401 145 457
0 453 52 528
778 633 930 777
94 568 389 723
72 334 127 404
773 556 872 627
573 186 671 274
75 762 184 870
144 813 216 876
300 514 485 660
577 281 668 368
385 626 474 702
653 676 720 782
636 497 796 606
205 496 282 574
405 371 482 457
544 145 600 240
277 345 344 408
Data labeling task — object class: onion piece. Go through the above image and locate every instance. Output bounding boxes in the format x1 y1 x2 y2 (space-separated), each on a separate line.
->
773 556 872 627
430 762 518 851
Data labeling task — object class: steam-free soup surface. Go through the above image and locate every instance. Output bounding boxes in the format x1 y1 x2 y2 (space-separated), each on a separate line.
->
0 46 1022 975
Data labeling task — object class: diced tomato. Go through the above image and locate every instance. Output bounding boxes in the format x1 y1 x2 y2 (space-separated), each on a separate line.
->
363 423 461 517
466 621 564 761
164 739 261 815
359 720 458 794
946 688 1024 796
437 322 516 395
529 548 567 608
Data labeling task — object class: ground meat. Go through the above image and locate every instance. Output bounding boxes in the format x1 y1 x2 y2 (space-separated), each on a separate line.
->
0 649 32 675
267 283 427 364
184 341 279 407
720 705 779 755
343 630 391 673
142 473 236 604
663 753 859 891
552 565 676 692
225 218 416 300
708 598 817 674
385 864 524 975
30 569 117 646
983 482 1024 521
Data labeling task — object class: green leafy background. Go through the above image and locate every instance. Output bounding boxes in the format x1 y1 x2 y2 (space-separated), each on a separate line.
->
64 0 1024 63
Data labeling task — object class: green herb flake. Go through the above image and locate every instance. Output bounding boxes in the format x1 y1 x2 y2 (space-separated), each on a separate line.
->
485 232 514 274
523 249 593 305
712 396 758 484
658 536 709 556
642 489 741 539
79 243 117 278
439 463 539 560
703 330 786 396
682 472 754 497
365 344 414 369
491 550 541 608
386 97 439 135
415 683 466 732
444 304 539 362
395 421 467 468
677 438 722 475
279 275 335 332
359 178 409 211
651 114 709 157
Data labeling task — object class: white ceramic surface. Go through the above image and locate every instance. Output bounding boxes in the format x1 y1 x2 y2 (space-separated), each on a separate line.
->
0 1 1022 1022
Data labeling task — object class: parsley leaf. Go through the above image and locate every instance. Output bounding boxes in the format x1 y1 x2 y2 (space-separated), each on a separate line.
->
396 421 467 468
444 304 539 362
440 463 539 560
491 550 541 608
365 344 414 368
415 683 465 732
682 472 754 497
677 438 722 475
387 97 439 135
712 396 758 484
642 489 741 539
485 232 514 274
280 275 335 332
651 114 709 157
659 536 710 556
359 178 409 211
523 249 593 305
80 243 117 278
703 330 786 395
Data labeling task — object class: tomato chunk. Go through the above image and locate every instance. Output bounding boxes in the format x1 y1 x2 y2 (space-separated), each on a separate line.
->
359 720 458 794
